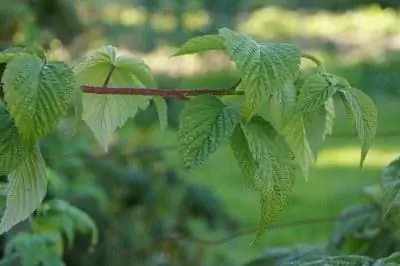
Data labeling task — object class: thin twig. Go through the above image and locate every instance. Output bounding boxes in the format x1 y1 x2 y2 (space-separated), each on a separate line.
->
128 205 377 254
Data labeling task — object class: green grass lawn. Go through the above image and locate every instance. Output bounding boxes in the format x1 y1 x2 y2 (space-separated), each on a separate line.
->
146 97 400 265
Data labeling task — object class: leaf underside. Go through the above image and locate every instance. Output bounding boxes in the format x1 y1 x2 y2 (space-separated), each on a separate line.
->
0 148 47 235
0 102 28 175
74 45 154 151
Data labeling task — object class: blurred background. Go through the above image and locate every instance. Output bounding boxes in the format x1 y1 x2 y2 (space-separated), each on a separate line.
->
1 0 400 265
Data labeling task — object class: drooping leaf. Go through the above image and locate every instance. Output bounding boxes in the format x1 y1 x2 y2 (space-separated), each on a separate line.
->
219 28 301 116
230 118 297 242
259 82 297 131
179 95 241 169
171 34 225 56
45 199 99 248
0 148 47 234
73 45 154 151
380 157 400 216
153 96 168 131
338 86 378 168
0 101 28 175
303 97 336 159
324 97 335 136
2 55 76 147
297 72 337 113
281 115 314 180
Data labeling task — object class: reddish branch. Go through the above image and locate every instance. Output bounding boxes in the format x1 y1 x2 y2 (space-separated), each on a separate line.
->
81 86 243 99
81 79 243 99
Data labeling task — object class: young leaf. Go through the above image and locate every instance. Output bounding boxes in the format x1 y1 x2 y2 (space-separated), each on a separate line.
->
2 55 76 148
338 86 378 168
281 115 315 180
153 96 168 131
0 101 28 175
171 34 225 57
297 72 337 113
73 46 154 151
230 118 297 242
0 148 47 235
380 157 400 216
218 28 301 116
179 95 241 169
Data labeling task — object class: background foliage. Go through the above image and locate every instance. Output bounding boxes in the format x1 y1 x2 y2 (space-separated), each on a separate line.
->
0 0 399 265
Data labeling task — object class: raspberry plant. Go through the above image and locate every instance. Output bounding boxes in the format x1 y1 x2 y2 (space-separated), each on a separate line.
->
0 28 378 250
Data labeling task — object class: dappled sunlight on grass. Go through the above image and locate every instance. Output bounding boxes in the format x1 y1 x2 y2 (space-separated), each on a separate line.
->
239 5 400 60
317 146 399 167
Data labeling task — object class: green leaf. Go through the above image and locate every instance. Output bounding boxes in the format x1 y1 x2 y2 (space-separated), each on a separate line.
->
45 199 99 248
2 55 76 147
258 82 297 131
179 95 241 169
303 97 336 159
172 34 225 56
297 72 337 113
4 232 64 266
230 118 297 242
380 156 400 216
281 115 314 180
0 101 28 175
73 45 154 151
324 97 335 136
338 86 378 168
329 204 381 249
288 255 378 266
153 96 168 131
0 148 47 234
0 46 41 63
219 28 301 116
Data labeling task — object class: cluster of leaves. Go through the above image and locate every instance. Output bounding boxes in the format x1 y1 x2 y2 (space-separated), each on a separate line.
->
173 28 377 241
0 27 377 246
0 198 98 266
246 157 400 266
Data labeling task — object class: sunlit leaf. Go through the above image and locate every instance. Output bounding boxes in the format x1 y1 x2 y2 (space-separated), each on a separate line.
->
219 28 301 116
297 72 337 113
172 34 225 56
74 45 154 151
2 55 76 147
